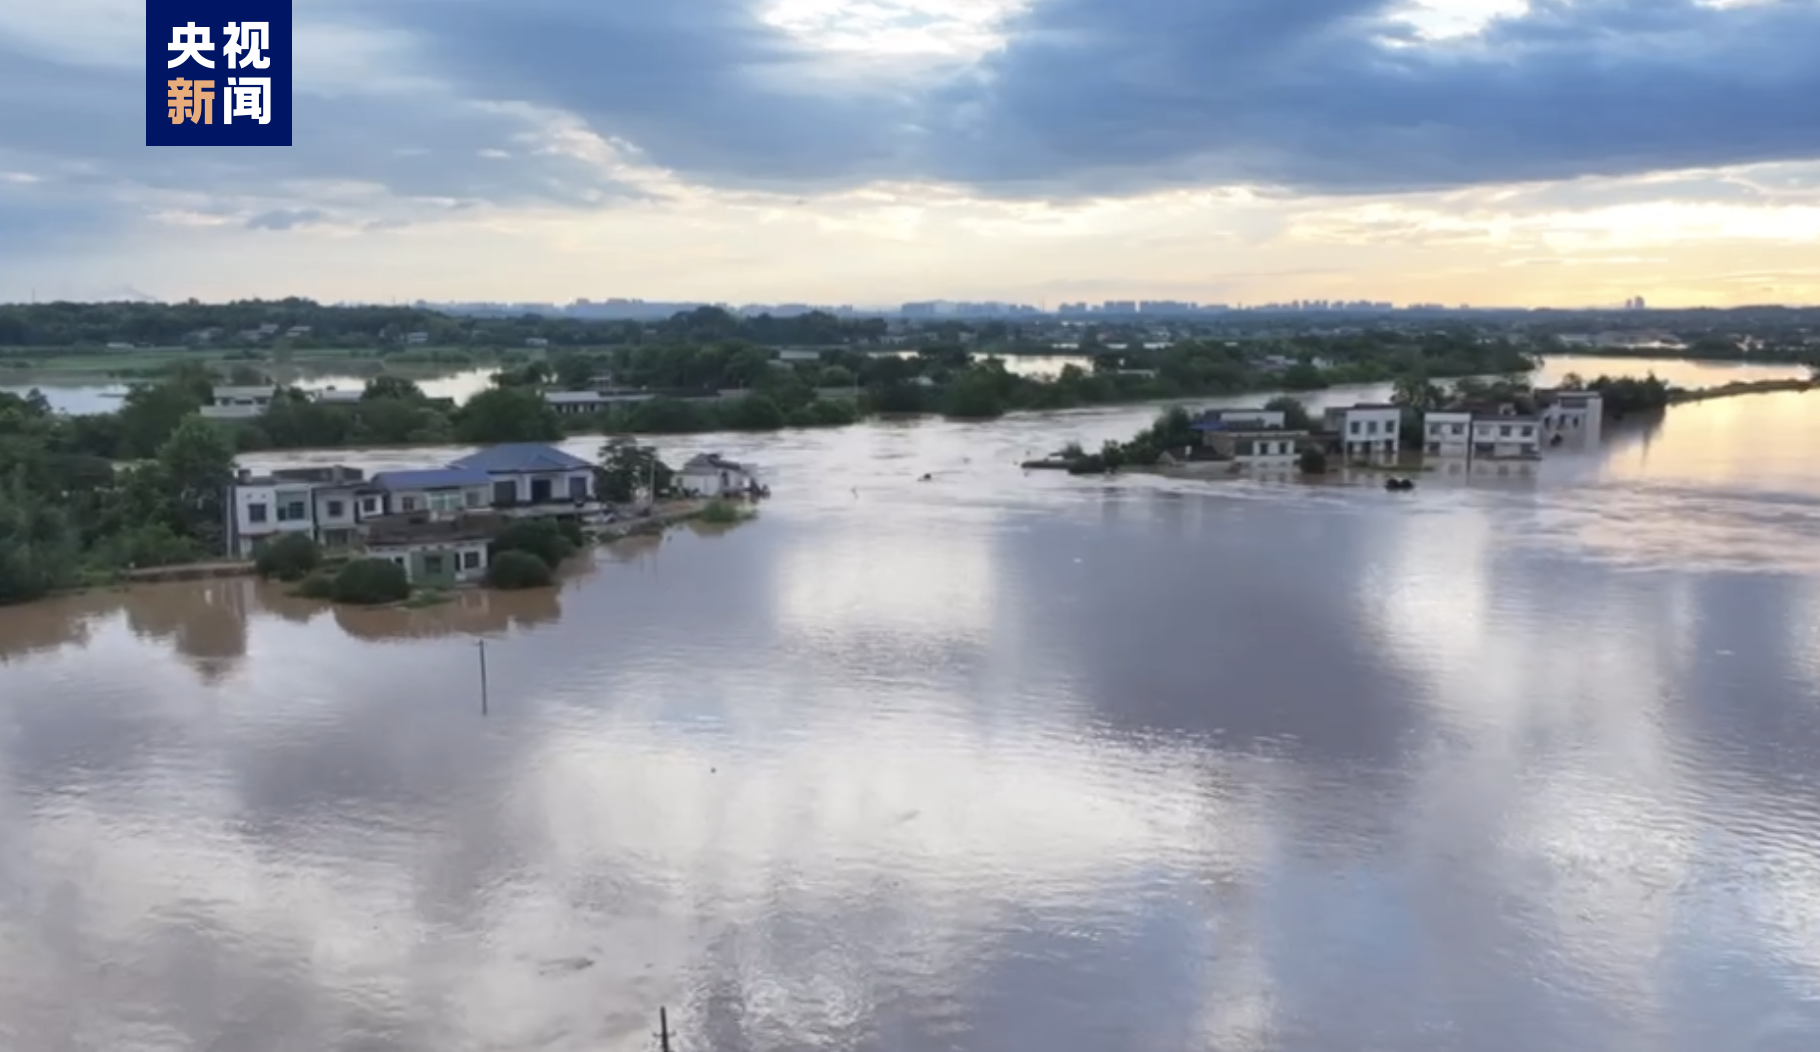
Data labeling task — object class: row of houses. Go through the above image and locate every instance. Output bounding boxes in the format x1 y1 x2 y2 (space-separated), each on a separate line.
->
1181 390 1603 469
224 442 760 585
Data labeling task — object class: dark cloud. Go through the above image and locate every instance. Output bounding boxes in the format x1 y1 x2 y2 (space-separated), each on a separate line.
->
933 0 1820 194
4 0 1819 223
0 36 646 215
354 0 926 192
348 0 1820 197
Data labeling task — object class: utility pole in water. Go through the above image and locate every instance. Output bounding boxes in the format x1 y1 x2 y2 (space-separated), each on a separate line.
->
476 639 489 716
657 1007 673 1051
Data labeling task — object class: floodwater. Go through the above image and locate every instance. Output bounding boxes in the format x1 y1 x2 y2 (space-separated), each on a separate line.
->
5 358 1820 1051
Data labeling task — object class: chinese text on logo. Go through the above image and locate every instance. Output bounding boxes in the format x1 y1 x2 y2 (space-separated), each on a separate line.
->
146 1 292 146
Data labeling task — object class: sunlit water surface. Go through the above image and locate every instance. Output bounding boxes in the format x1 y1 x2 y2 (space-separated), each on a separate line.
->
3 359 1820 1051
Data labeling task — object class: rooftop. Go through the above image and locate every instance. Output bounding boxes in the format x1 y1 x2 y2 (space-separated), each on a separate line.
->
682 453 748 471
449 443 591 473
371 467 492 490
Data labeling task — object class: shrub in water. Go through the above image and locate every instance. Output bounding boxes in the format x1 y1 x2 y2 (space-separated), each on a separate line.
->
255 533 321 581
484 550 553 590
291 571 335 599
330 557 410 605
492 519 575 568
699 499 744 524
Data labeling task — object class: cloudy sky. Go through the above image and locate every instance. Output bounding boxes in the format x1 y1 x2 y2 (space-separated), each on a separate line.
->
1 0 1817 307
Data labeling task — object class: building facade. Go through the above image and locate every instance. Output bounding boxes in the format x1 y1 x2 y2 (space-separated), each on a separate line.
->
1422 410 1473 456
1323 404 1401 461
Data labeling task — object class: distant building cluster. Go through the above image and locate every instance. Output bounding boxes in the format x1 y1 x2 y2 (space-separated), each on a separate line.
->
413 297 1490 322
1174 388 1603 482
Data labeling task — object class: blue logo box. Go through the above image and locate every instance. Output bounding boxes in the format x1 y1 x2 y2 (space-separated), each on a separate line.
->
146 0 293 146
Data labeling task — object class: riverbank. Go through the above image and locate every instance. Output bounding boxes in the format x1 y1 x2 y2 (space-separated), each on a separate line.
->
1667 377 1813 404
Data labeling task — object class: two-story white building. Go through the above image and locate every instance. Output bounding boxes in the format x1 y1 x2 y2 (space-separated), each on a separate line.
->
200 385 275 420
1540 391 1603 444
223 465 368 557
1322 403 1401 461
448 443 596 514
1422 410 1473 456
1470 415 1542 458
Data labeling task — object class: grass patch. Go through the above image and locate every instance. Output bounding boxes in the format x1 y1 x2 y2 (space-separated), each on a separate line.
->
698 499 752 525
402 587 455 608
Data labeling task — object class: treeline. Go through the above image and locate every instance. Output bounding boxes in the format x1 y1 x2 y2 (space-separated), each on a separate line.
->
1 394 238 603
0 301 889 350
523 331 1537 425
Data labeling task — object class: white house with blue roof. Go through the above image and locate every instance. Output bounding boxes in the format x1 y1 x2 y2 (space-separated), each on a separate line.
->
448 442 597 514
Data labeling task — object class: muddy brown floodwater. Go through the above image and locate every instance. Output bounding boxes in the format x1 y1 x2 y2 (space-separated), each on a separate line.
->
4 358 1820 1051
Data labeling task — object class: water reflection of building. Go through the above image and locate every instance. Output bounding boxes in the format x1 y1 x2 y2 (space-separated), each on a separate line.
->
1428 458 1540 481
123 578 252 681
330 585 562 641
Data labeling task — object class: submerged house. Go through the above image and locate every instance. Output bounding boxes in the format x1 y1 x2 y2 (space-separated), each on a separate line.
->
677 453 758 497
370 467 492 516
362 512 502 586
448 443 597 515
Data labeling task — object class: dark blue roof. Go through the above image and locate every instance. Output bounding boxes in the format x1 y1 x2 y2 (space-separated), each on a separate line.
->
371 467 491 490
448 443 590 473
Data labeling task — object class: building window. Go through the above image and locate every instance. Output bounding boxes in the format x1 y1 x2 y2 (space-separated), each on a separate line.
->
462 550 481 570
423 554 444 576
568 475 588 500
428 491 464 512
465 489 483 507
1349 421 1361 434
1499 425 1512 437
400 496 419 512
247 502 268 523
278 500 307 521
361 497 378 514
326 500 345 518
1450 424 1463 435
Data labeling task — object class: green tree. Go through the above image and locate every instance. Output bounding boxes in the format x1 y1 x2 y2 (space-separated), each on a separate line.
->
455 386 562 444
1263 395 1313 430
331 558 410 604
1391 374 1443 411
484 550 554 589
942 370 1006 419
117 379 206 457
595 440 674 503
362 375 424 401
254 532 320 580
156 416 236 550
491 519 575 569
